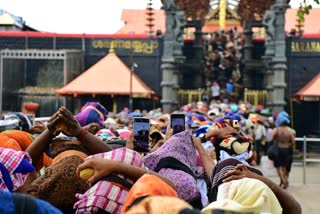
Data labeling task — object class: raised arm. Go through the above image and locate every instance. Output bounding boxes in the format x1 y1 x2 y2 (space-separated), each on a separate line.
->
26 109 60 167
76 158 175 189
57 106 112 154
193 136 215 177
223 164 301 214
194 126 238 177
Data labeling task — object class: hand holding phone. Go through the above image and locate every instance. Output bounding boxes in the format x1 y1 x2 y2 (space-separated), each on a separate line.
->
171 114 185 135
133 117 150 153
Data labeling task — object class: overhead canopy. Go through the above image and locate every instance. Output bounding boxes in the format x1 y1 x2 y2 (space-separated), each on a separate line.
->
56 50 157 99
293 73 320 101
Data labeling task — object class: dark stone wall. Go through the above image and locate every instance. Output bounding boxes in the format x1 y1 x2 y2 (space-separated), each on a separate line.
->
286 37 320 137
0 36 163 95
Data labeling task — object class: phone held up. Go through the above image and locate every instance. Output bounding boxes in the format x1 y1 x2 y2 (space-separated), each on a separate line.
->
171 113 185 135
133 117 150 153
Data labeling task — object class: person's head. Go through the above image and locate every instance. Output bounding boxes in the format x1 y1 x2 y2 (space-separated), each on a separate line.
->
3 112 33 132
28 137 90 213
275 111 290 127
75 102 107 127
0 148 35 192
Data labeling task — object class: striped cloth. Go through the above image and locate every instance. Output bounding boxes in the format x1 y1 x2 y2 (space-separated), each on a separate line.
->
0 148 34 192
74 148 144 214
208 158 262 203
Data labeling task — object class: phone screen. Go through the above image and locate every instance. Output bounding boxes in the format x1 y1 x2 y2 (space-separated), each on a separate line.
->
171 114 185 135
133 118 150 153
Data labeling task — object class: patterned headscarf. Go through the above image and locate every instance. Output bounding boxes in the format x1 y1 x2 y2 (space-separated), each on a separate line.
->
143 131 201 202
74 148 144 214
75 102 107 126
0 148 35 192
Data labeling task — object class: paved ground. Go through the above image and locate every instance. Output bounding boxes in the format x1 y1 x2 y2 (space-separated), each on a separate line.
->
261 161 320 214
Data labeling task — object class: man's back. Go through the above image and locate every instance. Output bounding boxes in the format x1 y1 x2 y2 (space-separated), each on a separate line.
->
274 126 294 148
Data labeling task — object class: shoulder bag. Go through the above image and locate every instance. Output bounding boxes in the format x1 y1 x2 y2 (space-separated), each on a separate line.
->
267 128 279 161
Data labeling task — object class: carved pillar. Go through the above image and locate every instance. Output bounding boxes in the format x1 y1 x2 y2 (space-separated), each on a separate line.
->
161 1 186 113
192 20 204 87
270 0 288 112
262 8 276 108
161 61 177 112
242 21 254 88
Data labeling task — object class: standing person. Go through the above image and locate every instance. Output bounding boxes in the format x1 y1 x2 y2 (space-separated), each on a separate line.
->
254 119 266 165
264 119 275 154
210 81 220 101
269 112 295 189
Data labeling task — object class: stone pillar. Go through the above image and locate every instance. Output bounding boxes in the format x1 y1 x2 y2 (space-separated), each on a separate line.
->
242 21 254 88
271 0 288 112
263 57 274 107
192 20 204 88
262 8 276 108
161 61 178 113
161 1 186 113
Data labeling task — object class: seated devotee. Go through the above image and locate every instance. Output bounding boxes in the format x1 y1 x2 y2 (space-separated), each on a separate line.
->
0 148 35 192
17 106 113 213
0 112 33 132
125 196 193 214
121 174 178 214
193 125 301 214
74 147 174 214
75 101 108 127
142 130 204 209
0 148 61 213
0 130 52 172
0 189 62 214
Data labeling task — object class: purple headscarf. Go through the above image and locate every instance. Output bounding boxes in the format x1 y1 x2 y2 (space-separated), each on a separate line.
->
75 102 107 127
143 130 200 202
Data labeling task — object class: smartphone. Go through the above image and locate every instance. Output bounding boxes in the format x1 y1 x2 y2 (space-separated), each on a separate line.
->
171 114 185 135
133 117 150 153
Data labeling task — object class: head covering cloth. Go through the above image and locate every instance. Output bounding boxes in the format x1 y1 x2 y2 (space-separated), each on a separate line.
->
0 148 35 192
75 102 107 126
143 131 201 204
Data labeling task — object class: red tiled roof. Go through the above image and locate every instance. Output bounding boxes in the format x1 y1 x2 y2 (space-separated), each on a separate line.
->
285 8 320 34
56 51 156 98
117 9 165 34
293 73 320 101
116 8 320 36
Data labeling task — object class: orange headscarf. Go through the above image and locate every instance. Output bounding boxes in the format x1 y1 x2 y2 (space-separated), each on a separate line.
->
125 196 192 214
0 130 52 171
121 174 177 214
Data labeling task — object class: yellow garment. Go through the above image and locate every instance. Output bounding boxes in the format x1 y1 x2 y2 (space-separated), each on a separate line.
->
125 196 192 214
202 178 282 214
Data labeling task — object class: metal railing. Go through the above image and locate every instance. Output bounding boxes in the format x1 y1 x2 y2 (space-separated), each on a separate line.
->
295 136 320 184
244 88 267 106
178 89 204 106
